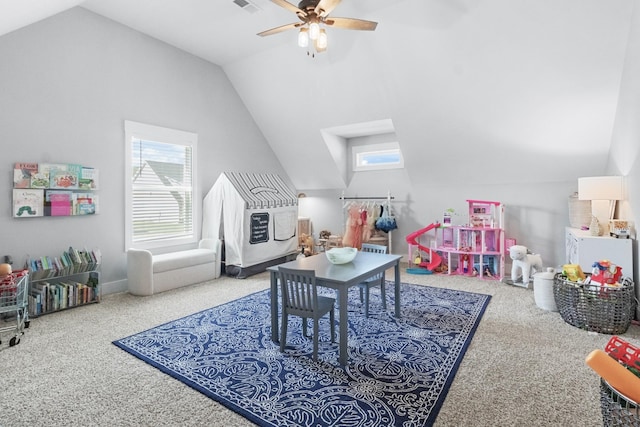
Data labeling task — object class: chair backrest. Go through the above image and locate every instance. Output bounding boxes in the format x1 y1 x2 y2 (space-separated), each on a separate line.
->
361 243 387 254
278 267 319 316
361 244 387 280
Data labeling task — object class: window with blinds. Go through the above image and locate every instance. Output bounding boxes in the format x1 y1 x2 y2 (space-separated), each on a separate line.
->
124 121 198 250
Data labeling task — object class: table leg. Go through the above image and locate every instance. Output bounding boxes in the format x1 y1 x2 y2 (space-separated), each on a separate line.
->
394 261 401 317
339 287 349 366
270 271 279 343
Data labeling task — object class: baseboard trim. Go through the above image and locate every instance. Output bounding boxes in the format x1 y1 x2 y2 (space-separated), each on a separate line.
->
102 279 128 296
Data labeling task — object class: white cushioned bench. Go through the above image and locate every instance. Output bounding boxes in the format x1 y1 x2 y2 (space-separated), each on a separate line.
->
127 239 222 296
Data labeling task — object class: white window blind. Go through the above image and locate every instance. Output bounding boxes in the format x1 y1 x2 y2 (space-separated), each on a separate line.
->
124 121 198 250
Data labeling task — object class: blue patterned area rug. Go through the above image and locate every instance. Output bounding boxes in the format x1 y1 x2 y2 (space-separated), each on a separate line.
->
113 282 490 426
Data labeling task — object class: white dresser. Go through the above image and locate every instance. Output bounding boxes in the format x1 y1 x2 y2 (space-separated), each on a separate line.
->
565 227 637 319
565 227 633 277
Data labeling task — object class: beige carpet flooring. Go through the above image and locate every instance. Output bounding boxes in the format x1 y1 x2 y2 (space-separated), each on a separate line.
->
1 266 638 426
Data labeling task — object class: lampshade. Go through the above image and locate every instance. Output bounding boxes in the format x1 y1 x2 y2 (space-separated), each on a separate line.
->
309 22 320 40
298 28 309 47
578 176 624 201
316 29 327 51
577 176 625 235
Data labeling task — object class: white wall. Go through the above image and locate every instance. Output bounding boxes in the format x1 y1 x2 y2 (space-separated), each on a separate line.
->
298 177 575 268
609 0 640 290
0 8 287 291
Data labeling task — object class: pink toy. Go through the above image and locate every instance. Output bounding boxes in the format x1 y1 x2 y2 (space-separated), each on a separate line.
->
342 204 363 249
591 260 622 286
405 223 442 271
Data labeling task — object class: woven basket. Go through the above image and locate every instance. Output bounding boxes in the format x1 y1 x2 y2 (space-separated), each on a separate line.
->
553 273 636 334
568 193 592 228
600 378 640 426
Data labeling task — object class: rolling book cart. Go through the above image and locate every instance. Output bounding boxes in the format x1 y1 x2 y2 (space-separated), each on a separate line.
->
0 272 30 346
28 247 101 317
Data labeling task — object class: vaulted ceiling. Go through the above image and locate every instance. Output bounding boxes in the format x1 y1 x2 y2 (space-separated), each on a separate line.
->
2 0 636 190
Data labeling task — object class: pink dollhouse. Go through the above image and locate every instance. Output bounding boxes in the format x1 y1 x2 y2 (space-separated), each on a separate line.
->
438 200 505 280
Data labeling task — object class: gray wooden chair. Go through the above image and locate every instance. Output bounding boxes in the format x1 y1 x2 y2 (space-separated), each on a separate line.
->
278 267 335 362
358 243 388 317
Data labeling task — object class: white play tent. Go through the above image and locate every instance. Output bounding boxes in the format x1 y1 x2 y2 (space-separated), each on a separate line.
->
202 172 299 278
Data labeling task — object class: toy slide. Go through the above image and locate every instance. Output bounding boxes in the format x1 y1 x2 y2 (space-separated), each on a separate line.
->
406 223 442 271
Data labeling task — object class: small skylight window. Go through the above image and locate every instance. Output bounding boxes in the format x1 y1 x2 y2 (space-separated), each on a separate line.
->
352 142 404 171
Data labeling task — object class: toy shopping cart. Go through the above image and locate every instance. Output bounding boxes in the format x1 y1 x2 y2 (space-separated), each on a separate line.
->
0 271 30 346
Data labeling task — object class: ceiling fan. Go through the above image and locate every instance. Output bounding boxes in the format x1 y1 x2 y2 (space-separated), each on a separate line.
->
258 0 377 54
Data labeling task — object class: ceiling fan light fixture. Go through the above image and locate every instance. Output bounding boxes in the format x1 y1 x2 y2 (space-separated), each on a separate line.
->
258 1 378 57
309 21 320 40
298 27 309 47
316 28 327 51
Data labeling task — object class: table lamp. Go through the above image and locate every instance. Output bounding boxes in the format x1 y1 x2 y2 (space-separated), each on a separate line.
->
578 176 625 236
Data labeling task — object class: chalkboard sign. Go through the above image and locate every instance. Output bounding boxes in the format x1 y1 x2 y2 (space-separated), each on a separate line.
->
250 212 270 244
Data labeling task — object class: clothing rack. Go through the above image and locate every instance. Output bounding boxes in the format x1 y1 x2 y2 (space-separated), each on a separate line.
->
339 192 394 252
339 191 394 208
339 196 395 200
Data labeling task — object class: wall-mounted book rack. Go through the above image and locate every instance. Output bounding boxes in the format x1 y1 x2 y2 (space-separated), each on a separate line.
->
12 162 99 218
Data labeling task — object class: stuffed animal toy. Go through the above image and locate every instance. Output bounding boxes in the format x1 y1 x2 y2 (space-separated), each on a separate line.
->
299 233 314 256
509 245 543 286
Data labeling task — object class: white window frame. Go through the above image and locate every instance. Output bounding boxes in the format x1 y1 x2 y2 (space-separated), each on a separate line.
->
124 120 198 251
352 142 404 172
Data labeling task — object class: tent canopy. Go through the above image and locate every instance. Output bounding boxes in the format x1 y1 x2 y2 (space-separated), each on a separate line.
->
224 172 297 210
202 172 299 277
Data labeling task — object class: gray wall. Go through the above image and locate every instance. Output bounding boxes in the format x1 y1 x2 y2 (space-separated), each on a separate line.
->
0 8 287 292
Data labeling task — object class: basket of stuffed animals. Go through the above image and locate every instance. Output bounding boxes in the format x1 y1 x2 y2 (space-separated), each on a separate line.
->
553 268 636 334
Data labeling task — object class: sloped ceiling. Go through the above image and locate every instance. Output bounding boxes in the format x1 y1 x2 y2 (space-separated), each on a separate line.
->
0 0 85 35
223 0 635 189
1 0 635 190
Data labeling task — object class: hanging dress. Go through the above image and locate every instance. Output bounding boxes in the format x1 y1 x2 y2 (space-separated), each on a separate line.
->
342 204 361 248
376 204 398 233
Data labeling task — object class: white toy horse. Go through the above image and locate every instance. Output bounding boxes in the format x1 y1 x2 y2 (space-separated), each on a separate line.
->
509 245 543 286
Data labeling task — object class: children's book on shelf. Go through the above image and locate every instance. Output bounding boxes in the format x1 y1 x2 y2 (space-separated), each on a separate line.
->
27 246 101 315
79 167 99 190
73 193 97 215
44 190 73 216
48 163 81 190
13 162 38 188
33 280 97 311
29 164 51 189
12 189 44 217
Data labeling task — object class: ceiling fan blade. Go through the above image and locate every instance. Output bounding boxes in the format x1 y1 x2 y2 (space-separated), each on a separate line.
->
325 17 378 31
257 22 302 37
315 0 341 17
270 0 306 16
